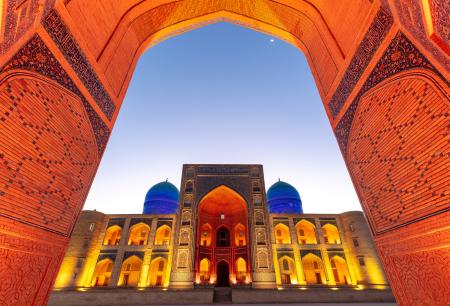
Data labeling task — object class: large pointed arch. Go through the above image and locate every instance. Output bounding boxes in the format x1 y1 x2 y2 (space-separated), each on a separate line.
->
1 0 448 304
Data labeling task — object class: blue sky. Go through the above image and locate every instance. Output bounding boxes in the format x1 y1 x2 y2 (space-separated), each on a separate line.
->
83 22 361 214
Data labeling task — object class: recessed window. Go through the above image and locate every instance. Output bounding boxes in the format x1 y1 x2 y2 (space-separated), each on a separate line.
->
358 256 365 266
185 181 193 193
252 181 261 192
353 238 359 247
76 258 83 268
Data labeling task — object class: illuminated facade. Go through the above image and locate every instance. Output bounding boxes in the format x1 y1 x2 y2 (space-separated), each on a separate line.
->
54 164 388 292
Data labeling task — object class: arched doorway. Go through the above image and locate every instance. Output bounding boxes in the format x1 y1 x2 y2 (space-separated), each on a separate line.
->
302 253 326 285
216 261 230 287
196 185 249 286
148 257 168 287
90 258 113 287
330 256 351 285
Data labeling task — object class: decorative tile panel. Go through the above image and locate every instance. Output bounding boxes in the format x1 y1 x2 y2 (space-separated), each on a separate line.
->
1 34 110 156
328 8 393 118
43 10 116 120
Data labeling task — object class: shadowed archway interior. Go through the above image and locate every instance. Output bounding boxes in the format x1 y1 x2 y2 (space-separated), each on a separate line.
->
196 185 250 286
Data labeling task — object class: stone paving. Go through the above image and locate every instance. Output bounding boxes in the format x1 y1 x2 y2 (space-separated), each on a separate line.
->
159 303 397 306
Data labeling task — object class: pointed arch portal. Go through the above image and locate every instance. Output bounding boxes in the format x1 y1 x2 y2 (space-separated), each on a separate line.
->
0 1 448 305
196 185 249 286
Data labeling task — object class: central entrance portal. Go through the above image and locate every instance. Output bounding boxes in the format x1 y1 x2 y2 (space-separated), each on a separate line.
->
196 185 250 286
216 261 230 287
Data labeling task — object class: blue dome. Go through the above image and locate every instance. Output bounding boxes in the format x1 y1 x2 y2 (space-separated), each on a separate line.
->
143 181 179 214
267 181 303 214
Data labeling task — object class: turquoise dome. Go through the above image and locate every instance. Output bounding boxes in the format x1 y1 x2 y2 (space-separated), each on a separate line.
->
143 181 179 214
267 181 303 214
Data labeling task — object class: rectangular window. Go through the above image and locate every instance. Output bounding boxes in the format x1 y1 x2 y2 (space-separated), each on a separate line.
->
89 223 95 232
353 238 359 247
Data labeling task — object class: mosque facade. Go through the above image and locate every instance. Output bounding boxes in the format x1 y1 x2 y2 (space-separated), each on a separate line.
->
54 164 389 292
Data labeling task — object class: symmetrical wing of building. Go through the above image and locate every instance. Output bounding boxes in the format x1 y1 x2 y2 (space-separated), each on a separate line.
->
54 164 388 290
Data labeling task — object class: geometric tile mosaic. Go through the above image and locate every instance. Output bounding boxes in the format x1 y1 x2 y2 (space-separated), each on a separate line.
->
347 75 449 234
1 34 110 156
334 32 449 155
0 76 99 235
43 10 116 120
328 8 393 118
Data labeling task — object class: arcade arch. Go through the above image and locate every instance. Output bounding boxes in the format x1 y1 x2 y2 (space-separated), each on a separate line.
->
148 257 168 287
322 224 341 244
154 225 171 245
296 220 317 244
118 255 143 287
128 223 150 245
330 255 351 285
274 223 291 244
278 256 297 285
91 258 113 287
302 253 326 285
103 225 122 246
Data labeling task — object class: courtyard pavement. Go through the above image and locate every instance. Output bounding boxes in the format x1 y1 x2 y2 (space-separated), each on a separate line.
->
161 303 397 306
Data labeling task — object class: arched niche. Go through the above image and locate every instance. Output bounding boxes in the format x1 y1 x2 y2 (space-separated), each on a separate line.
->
322 223 341 244
103 225 122 246
274 223 291 244
148 257 168 287
118 255 143 287
295 220 317 244
330 255 351 285
235 257 248 283
301 253 326 285
154 225 171 245
278 256 297 285
196 185 249 286
127 222 150 245
199 258 211 284
91 258 114 287
199 223 212 247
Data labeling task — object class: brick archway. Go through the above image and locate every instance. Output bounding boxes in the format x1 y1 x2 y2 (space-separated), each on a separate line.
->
0 1 448 305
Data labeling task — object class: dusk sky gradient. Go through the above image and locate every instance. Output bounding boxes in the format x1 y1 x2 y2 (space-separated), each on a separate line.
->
83 22 362 214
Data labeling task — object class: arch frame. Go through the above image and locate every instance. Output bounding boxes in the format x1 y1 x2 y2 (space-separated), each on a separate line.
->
0 1 448 304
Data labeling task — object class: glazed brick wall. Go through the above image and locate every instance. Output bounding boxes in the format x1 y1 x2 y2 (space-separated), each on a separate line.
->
0 75 99 235
347 74 449 234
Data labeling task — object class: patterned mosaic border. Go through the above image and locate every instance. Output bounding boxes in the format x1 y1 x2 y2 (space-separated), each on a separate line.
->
1 34 110 156
334 31 449 155
328 8 393 118
393 0 449 70
42 10 116 120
